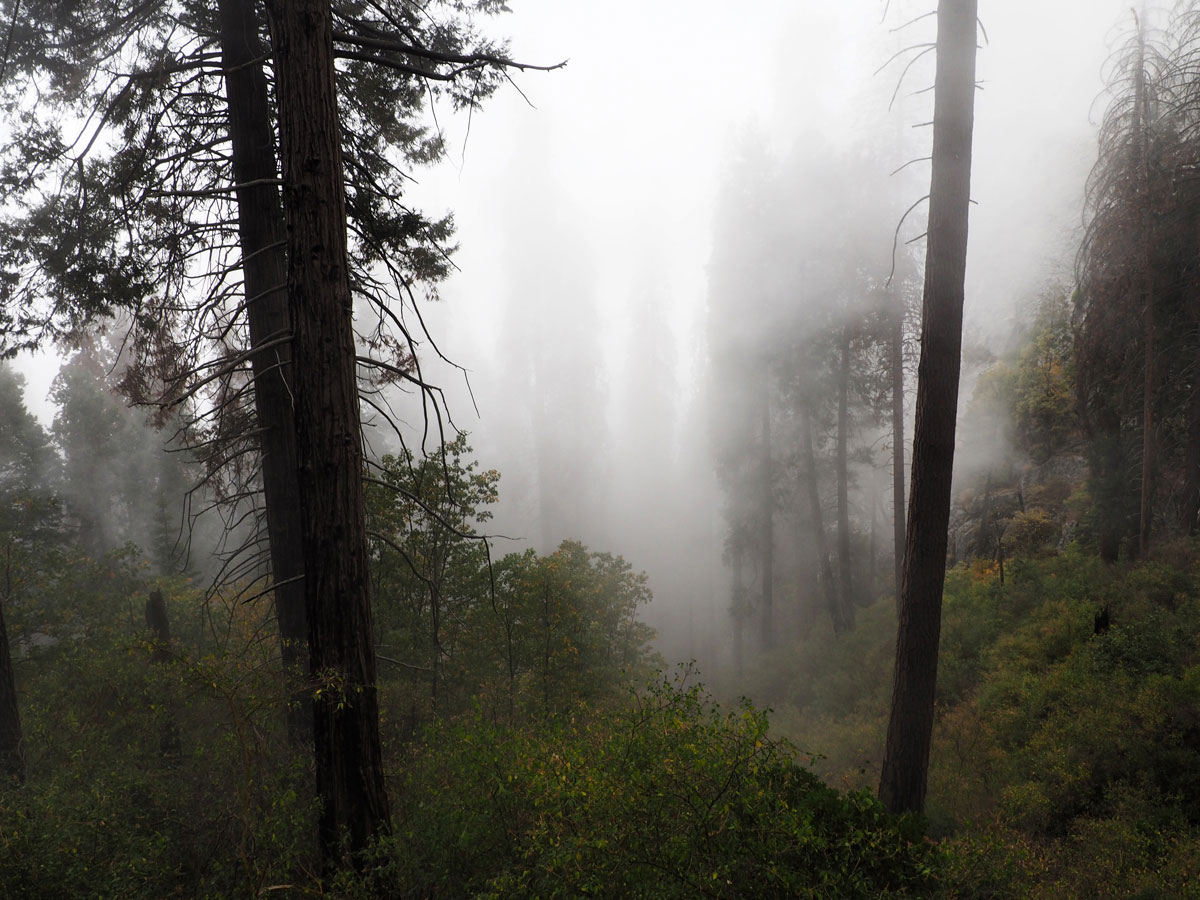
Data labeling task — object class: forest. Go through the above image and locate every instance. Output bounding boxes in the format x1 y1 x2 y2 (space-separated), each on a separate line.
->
2 0 1200 897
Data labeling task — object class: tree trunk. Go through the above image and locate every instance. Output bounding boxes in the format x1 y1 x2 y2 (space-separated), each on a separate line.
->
264 0 390 863
803 408 844 633
218 0 312 745
891 290 907 605
0 566 23 784
1135 21 1155 557
732 550 745 677
145 589 182 756
760 378 775 650
836 324 855 628
1183 341 1200 535
879 0 977 816
146 589 172 661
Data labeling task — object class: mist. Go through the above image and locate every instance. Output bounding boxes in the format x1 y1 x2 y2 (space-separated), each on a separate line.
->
327 0 1134 680
7 1 1137 688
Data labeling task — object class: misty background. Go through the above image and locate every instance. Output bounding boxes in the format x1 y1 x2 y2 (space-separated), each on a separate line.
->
13 0 1138 671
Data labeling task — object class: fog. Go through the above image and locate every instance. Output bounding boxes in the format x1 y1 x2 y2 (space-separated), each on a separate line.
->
14 0 1142 674
370 0 1137 669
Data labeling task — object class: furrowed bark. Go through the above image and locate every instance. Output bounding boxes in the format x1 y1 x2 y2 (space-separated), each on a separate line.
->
264 0 391 863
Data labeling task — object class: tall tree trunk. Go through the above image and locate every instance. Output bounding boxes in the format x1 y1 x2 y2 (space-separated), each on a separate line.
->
732 550 745 677
218 0 311 746
1123 13 1158 555
1183 335 1200 534
803 408 843 633
760 378 775 650
1135 22 1155 556
836 324 855 628
1137 21 1156 556
1140 290 1155 554
879 0 977 816
891 290 907 605
264 0 390 863
0 550 23 784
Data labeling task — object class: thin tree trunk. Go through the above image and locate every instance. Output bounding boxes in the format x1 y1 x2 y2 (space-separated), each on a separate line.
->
1183 340 1200 534
264 0 390 863
1140 297 1154 553
145 589 181 756
803 408 843 633
760 378 774 650
891 292 907 605
868 491 878 598
732 551 745 677
879 0 977 816
0 546 23 785
836 324 855 628
217 0 311 746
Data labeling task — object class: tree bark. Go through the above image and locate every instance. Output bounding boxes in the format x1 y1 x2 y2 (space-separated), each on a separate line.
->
264 0 390 862
879 0 977 816
218 0 311 745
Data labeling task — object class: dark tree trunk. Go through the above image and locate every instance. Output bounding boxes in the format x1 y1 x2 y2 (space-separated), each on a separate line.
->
760 379 775 650
146 589 172 661
0 573 23 784
218 0 311 745
879 0 977 816
145 590 182 755
1135 25 1155 556
1183 346 1200 535
803 408 844 633
891 292 907 605
264 0 391 863
836 324 855 628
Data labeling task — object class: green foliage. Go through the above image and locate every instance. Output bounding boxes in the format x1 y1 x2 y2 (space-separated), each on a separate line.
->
1007 293 1079 465
1 581 317 899
367 439 658 725
349 676 939 899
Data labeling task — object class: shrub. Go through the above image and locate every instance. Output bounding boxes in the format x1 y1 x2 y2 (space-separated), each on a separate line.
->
364 676 940 899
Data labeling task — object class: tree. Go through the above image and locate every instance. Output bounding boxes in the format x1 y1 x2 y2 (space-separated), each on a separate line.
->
0 0 545 745
262 0 389 863
879 0 978 815
367 435 498 713
0 364 58 784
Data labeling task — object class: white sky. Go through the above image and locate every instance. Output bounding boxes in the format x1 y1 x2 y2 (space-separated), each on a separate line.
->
14 0 1139 425
406 0 1139 411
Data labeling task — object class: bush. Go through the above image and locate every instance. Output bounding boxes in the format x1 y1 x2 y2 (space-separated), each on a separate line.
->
364 675 940 899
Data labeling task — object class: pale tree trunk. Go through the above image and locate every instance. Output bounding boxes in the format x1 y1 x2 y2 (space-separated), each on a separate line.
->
891 291 906 605
760 379 775 650
218 0 311 746
803 407 844 633
879 0 977 816
836 324 855 629
264 0 391 863
732 550 745 677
